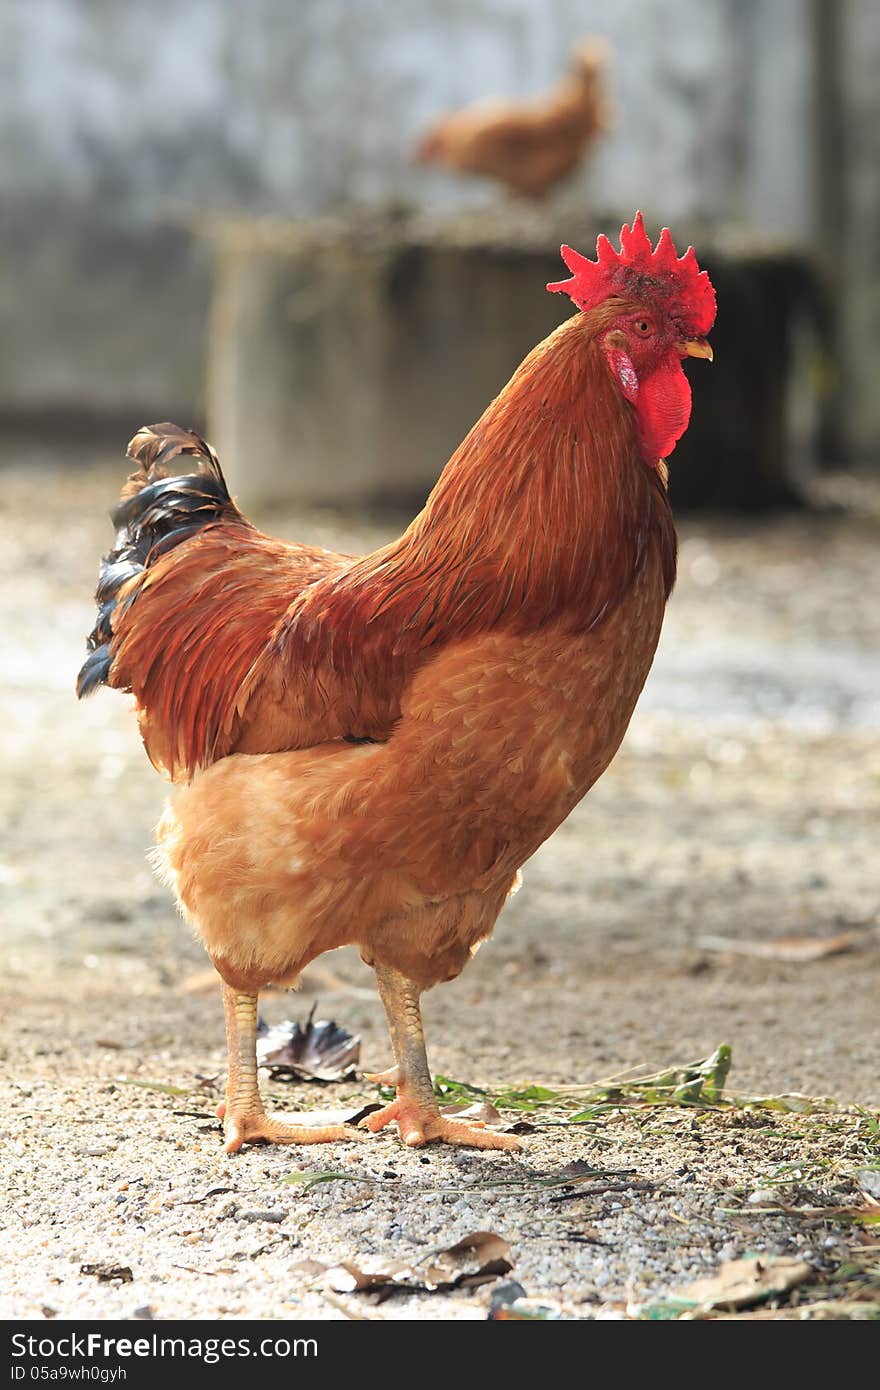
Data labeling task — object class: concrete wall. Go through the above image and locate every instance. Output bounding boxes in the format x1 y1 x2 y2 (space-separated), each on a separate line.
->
838 0 880 458
207 223 817 511
0 0 815 224
0 0 874 454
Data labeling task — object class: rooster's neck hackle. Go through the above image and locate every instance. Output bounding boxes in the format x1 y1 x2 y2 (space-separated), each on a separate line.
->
337 310 676 653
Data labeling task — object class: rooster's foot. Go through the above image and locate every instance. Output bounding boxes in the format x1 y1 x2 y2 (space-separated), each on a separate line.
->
362 1097 520 1151
216 1100 356 1154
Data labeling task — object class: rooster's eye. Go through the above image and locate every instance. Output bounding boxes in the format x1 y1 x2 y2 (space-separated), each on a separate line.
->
633 319 654 337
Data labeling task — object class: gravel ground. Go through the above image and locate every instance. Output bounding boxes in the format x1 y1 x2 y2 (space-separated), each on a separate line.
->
1 442 878 1321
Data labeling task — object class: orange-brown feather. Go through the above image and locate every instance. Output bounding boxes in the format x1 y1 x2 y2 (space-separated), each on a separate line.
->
109 527 352 778
105 307 675 788
250 307 674 688
157 543 668 993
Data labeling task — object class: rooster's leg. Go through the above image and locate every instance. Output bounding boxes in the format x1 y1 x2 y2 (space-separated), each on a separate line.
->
363 965 520 1151
218 984 355 1153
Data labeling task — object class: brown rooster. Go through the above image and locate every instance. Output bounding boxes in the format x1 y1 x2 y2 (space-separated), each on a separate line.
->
78 214 715 1154
415 39 611 198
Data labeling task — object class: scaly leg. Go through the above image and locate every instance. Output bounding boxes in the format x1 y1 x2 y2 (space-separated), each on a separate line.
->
217 983 355 1153
363 965 519 1150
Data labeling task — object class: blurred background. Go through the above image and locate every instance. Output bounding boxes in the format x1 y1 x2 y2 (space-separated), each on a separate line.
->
0 0 877 509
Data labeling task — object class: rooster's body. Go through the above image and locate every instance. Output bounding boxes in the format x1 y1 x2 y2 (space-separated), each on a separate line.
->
79 215 714 1153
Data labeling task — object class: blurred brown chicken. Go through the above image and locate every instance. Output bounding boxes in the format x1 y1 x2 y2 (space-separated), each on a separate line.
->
415 39 611 199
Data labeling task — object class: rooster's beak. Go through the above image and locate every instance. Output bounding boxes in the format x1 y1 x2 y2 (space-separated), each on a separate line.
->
681 338 713 362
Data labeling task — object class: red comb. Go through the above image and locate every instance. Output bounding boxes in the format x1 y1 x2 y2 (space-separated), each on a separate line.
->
547 211 716 337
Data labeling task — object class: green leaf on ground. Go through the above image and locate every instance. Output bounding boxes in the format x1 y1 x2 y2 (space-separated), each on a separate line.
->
116 1079 194 1097
432 1075 488 1103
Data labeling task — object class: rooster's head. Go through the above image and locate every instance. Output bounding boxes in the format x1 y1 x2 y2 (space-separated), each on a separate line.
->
548 212 716 464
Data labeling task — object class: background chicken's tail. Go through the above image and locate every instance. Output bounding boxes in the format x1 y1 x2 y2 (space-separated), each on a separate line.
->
76 423 244 699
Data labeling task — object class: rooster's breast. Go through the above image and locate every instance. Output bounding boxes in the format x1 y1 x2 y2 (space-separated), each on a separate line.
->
395 546 669 878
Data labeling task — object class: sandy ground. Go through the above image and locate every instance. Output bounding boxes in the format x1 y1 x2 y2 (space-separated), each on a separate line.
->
0 441 878 1321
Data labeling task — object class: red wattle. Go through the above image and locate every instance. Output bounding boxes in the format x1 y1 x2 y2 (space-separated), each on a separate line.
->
635 357 692 463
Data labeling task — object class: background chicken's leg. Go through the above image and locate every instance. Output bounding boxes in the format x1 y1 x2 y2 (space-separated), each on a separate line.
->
364 965 520 1150
218 983 354 1152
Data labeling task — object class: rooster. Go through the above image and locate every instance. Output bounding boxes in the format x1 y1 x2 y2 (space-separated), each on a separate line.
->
78 214 715 1154
415 39 611 199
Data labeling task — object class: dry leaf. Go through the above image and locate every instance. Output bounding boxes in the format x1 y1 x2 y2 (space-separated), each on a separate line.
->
439 1101 503 1125
672 1256 812 1311
429 1230 513 1287
325 1261 403 1294
256 1005 360 1082
697 933 858 963
553 1160 605 1181
80 1263 133 1284
320 1230 513 1300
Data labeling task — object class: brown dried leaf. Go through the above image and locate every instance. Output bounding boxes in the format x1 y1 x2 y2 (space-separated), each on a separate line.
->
256 1004 360 1082
554 1160 604 1180
80 1263 133 1284
429 1230 514 1289
323 1230 513 1299
325 1261 406 1294
672 1256 812 1311
697 932 859 963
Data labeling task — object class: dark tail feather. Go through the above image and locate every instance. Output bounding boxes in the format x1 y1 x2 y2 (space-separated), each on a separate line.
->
76 423 242 699
77 643 114 698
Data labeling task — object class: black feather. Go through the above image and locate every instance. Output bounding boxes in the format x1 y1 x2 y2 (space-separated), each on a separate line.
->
88 599 117 649
76 424 236 699
111 472 230 531
76 644 113 698
95 560 143 605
